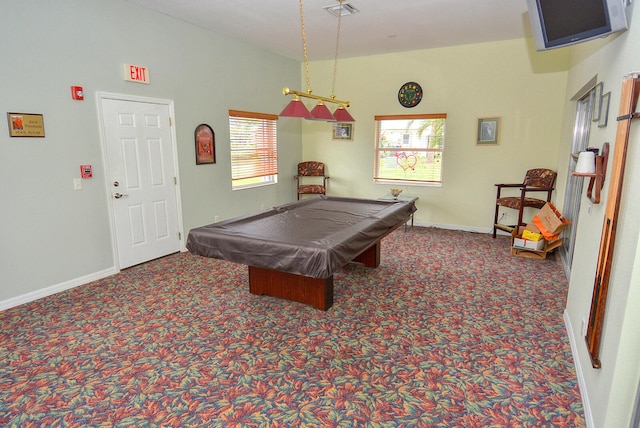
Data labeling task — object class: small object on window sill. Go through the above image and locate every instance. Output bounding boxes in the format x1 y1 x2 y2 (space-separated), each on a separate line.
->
390 188 403 199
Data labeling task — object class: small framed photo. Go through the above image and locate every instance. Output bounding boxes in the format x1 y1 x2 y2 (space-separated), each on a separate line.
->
477 117 500 145
592 82 603 122
598 92 611 128
195 123 215 164
333 122 353 140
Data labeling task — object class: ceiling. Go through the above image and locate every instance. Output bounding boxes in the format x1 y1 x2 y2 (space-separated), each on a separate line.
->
125 0 533 61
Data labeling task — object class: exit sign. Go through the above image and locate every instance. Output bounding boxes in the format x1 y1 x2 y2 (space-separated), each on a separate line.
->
124 64 150 84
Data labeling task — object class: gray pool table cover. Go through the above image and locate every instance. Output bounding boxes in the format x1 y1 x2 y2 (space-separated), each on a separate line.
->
186 196 416 279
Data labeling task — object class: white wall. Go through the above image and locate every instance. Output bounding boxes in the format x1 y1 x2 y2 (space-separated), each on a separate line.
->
0 0 301 303
301 39 570 231
559 2 640 427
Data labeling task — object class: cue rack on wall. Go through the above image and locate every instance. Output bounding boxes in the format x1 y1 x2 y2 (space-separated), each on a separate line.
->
585 72 640 369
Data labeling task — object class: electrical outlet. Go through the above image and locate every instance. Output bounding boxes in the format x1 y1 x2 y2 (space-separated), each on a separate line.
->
499 213 507 222
214 215 219 222
260 204 264 210
581 318 588 336
73 178 82 190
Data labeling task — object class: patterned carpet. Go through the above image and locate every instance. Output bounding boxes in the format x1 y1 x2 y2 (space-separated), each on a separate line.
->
0 227 585 427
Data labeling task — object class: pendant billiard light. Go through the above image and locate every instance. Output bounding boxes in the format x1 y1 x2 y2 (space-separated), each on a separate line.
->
332 104 356 122
279 0 356 122
279 94 312 119
309 100 336 121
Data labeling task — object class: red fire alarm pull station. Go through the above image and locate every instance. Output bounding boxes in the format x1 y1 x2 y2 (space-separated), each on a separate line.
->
80 165 92 178
71 86 84 100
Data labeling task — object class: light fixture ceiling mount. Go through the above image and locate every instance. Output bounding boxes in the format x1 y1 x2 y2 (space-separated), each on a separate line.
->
323 2 359 17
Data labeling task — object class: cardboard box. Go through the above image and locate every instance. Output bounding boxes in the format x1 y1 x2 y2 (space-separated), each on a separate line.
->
513 235 545 250
522 229 543 242
525 223 541 233
531 202 570 241
511 226 562 260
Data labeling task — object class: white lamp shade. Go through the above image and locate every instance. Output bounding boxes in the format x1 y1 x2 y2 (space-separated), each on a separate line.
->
575 151 596 174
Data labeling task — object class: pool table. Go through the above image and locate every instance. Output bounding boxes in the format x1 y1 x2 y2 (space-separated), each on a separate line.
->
186 196 417 310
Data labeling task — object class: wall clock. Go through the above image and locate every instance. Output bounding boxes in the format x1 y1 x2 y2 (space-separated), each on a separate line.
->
398 82 422 108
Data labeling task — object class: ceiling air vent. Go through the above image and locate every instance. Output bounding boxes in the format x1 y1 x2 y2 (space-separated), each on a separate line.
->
323 3 360 17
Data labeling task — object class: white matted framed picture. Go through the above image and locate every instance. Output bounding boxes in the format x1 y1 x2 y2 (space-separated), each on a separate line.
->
592 82 603 122
598 92 611 128
477 117 500 145
333 123 353 140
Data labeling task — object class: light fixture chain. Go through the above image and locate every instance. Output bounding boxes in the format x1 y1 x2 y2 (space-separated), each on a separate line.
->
280 0 353 120
331 0 343 99
299 0 312 94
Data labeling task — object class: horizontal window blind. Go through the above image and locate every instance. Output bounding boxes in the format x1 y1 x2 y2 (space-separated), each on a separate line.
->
229 110 278 181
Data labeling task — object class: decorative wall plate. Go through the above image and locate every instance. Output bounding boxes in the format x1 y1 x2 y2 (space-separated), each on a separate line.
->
398 82 422 108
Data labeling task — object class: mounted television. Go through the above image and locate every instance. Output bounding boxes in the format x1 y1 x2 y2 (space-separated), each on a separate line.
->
526 0 628 51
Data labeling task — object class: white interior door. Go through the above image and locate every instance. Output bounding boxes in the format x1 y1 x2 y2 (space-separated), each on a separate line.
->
101 97 181 269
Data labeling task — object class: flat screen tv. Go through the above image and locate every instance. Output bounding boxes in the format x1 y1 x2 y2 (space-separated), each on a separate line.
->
526 0 628 50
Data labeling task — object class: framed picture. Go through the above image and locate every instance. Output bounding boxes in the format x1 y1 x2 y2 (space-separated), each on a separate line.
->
332 122 353 140
476 117 500 145
195 123 215 164
598 92 611 128
592 82 603 122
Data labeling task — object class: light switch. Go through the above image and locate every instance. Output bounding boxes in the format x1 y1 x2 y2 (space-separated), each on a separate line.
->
73 178 82 190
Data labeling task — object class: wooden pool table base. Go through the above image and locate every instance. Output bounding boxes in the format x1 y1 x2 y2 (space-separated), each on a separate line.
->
248 240 381 310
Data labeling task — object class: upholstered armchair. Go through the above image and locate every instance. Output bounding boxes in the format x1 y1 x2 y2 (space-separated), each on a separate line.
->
493 168 557 238
295 161 329 200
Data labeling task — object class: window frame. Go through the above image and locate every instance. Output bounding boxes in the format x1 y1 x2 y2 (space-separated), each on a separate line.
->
374 113 446 187
228 109 279 190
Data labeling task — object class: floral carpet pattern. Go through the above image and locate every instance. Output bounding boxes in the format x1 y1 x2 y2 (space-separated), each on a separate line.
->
0 227 585 427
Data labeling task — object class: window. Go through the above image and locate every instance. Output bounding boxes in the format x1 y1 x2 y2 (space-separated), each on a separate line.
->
229 110 278 190
374 114 446 186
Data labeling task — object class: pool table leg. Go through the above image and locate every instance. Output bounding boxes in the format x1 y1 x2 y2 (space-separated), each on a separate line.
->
352 241 381 268
248 266 334 310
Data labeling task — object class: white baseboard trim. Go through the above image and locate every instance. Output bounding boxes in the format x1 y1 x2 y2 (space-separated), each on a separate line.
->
0 267 118 312
413 221 495 235
564 309 593 428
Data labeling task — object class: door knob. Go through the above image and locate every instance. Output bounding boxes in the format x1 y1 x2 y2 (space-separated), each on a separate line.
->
114 193 129 199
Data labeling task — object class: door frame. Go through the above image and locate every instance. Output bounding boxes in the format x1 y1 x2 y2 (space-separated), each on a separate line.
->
559 77 599 278
96 91 185 271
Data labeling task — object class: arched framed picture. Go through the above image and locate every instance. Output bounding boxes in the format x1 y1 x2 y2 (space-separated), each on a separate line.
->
195 123 215 164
